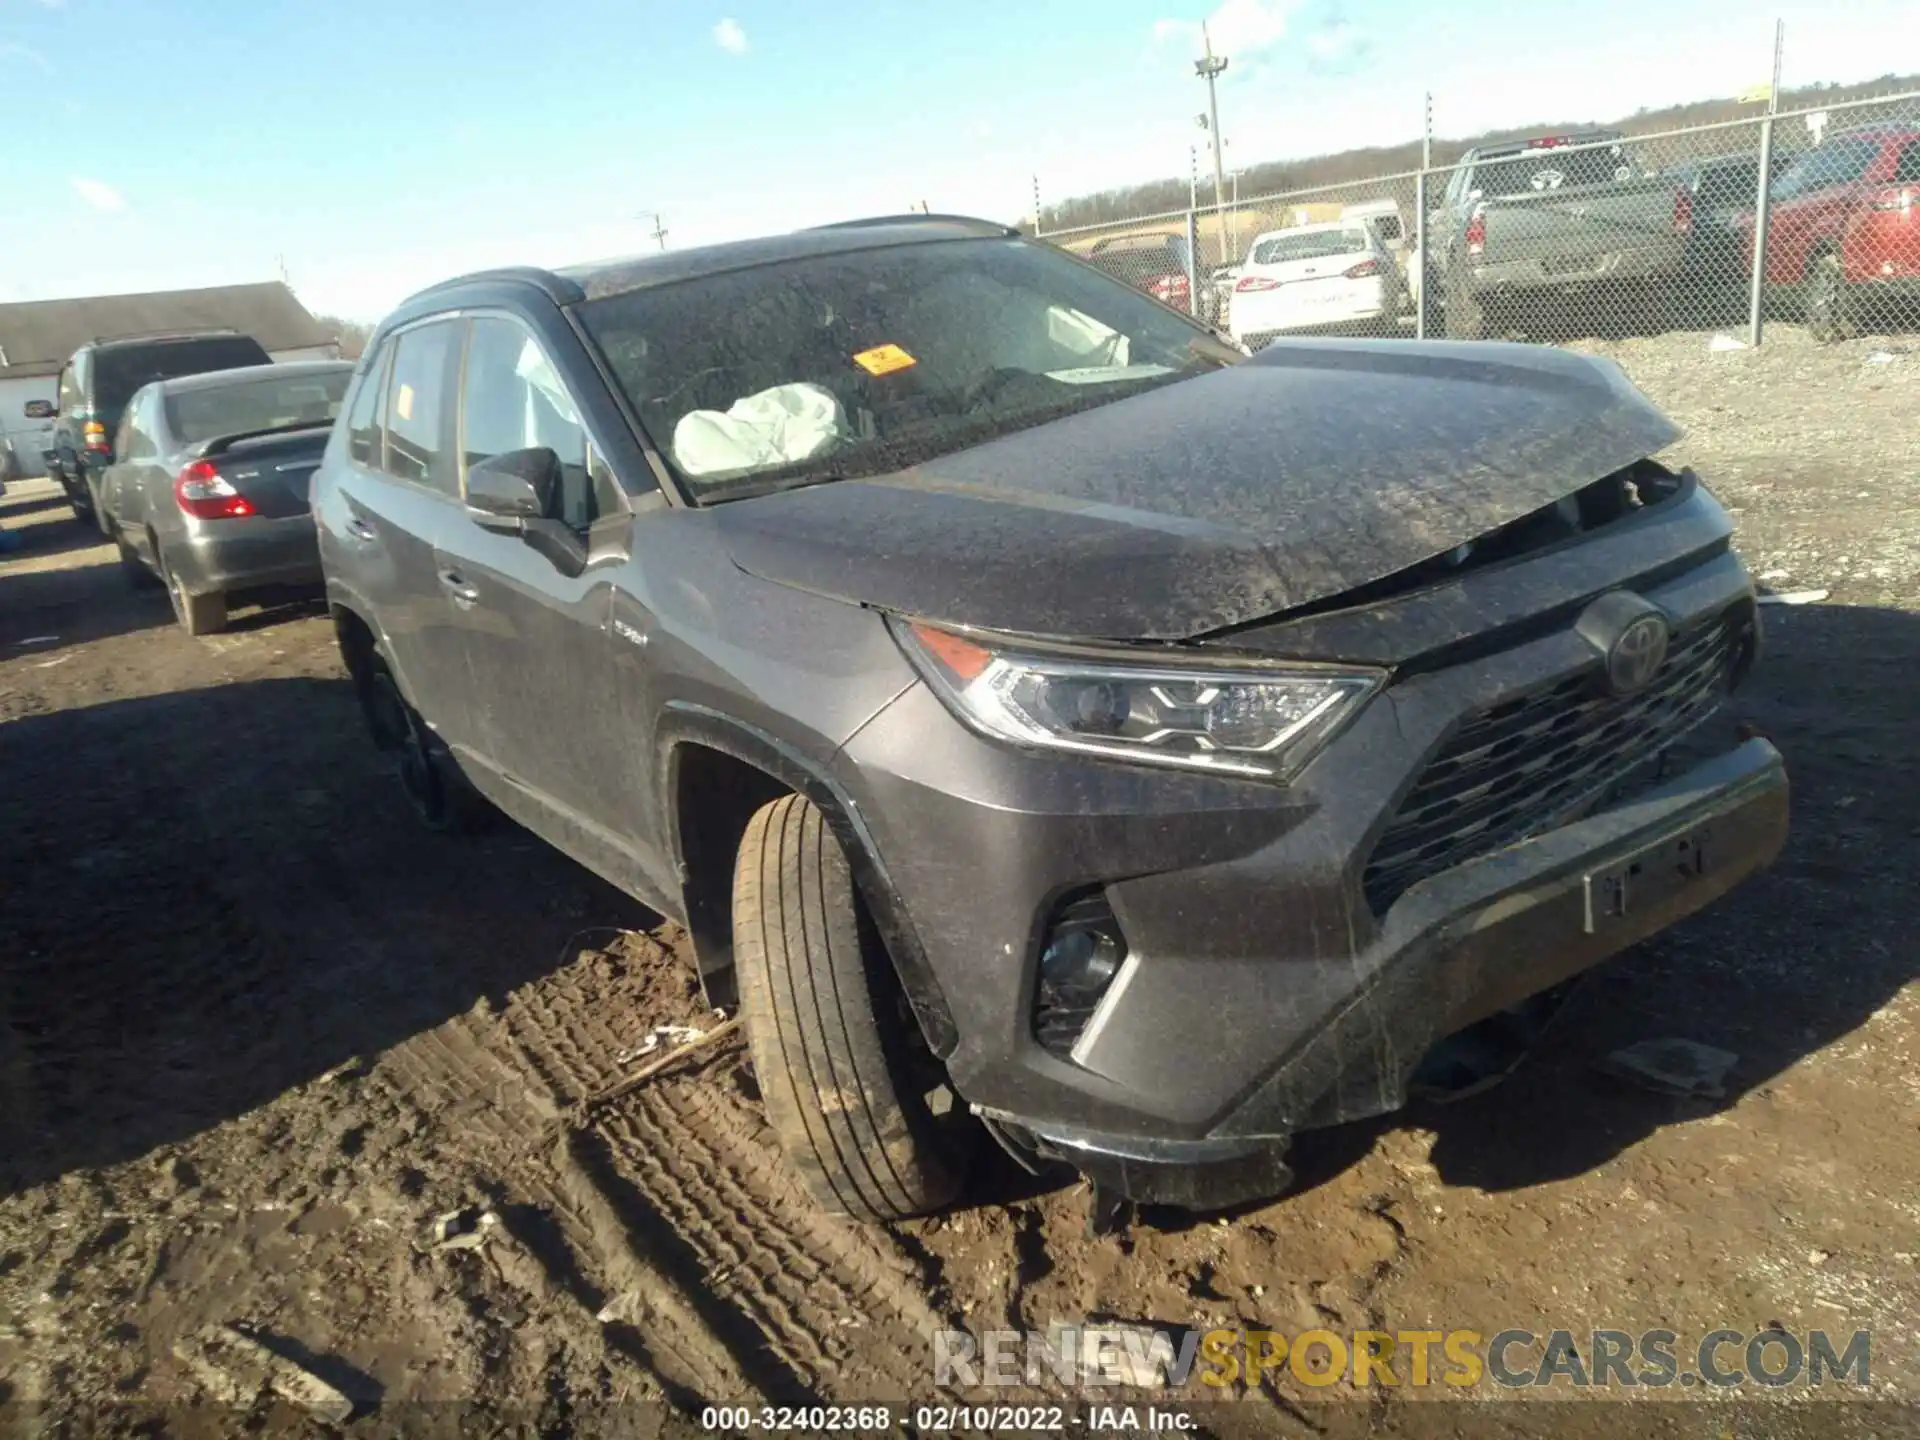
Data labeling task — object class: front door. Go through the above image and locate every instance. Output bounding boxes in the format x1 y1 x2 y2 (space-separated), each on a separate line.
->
433 314 659 890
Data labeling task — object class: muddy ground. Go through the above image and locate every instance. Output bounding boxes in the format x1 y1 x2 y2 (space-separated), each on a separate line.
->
1 326 1916 1436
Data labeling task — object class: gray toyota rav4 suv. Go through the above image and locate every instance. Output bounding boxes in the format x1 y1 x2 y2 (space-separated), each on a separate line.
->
314 215 1789 1223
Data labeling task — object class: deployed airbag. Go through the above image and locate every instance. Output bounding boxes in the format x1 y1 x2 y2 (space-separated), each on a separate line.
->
673 383 850 477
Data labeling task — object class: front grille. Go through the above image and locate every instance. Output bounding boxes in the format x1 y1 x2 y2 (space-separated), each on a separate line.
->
1362 613 1742 914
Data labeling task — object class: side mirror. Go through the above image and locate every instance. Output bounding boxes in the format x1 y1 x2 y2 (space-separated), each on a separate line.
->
465 447 559 531
25 400 55 420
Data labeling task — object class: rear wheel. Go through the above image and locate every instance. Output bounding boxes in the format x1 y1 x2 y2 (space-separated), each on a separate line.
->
733 792 967 1222
1805 251 1856 344
89 479 113 537
359 648 487 833
161 553 227 636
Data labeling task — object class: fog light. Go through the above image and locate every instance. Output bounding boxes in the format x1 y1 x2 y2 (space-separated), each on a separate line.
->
1033 890 1129 1061
1039 925 1123 997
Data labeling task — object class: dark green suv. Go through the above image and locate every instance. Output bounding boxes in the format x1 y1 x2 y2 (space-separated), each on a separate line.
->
41 330 272 527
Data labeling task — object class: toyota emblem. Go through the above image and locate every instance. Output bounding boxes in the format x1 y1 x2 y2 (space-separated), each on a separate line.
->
1606 614 1670 695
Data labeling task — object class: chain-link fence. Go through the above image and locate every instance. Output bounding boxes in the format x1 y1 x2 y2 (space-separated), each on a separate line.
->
1041 89 1920 351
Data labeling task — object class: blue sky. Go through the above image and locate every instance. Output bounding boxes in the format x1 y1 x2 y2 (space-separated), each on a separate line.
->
4 0 1917 321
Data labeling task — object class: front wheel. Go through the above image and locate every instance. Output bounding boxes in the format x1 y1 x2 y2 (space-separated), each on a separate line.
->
733 793 967 1222
1805 252 1856 344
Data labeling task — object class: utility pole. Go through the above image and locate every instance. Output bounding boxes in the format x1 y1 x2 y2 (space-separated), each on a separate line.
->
1195 23 1228 223
636 211 669 251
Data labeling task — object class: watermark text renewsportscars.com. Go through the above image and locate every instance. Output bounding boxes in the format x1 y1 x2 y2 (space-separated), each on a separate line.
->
934 1325 1872 1391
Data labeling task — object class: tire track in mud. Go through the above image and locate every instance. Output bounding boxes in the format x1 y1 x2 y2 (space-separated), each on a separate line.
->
368 928 983 1408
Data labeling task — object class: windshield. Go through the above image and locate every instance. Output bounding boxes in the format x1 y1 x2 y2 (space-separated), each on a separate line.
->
578 236 1238 501
92 338 273 417
1471 143 1633 196
164 370 351 446
1769 136 1883 200
1250 230 1369 265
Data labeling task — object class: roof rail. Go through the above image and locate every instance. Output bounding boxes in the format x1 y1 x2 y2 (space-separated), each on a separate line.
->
87 327 243 345
804 214 1019 237
401 266 580 307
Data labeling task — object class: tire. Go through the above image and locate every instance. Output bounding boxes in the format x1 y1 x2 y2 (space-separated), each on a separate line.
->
733 793 966 1222
358 648 488 833
1805 251 1855 344
161 552 227 636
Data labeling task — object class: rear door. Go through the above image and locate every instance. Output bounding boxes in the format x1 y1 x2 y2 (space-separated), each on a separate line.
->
435 312 639 849
102 387 166 546
323 319 480 749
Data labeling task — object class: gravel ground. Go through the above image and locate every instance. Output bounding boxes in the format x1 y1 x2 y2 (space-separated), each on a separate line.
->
1 325 1915 1436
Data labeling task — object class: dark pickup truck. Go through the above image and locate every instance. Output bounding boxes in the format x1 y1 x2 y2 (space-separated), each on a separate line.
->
1434 131 1694 339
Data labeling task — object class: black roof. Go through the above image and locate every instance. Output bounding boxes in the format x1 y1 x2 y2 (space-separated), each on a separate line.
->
395 215 1021 316
145 359 354 396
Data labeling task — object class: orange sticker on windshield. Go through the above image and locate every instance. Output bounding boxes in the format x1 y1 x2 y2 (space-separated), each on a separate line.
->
853 343 917 376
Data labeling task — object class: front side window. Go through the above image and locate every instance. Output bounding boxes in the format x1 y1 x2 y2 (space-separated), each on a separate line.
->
164 370 350 448
461 317 593 528
578 237 1236 502
383 321 463 495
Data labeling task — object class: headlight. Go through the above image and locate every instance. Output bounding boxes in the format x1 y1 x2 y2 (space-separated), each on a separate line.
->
891 619 1382 781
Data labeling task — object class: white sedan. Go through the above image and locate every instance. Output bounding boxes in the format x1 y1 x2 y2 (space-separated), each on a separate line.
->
1228 222 1403 347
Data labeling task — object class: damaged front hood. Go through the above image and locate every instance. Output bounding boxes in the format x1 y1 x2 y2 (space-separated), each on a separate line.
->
712 338 1681 641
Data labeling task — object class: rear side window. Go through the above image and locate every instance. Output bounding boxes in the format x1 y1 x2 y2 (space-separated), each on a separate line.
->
346 345 391 466
383 322 463 495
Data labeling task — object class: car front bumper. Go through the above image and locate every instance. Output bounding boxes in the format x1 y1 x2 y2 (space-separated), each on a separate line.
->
995 737 1787 1206
169 515 322 596
834 551 1787 1208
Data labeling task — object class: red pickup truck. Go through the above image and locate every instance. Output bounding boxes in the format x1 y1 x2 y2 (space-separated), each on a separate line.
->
1739 124 1920 341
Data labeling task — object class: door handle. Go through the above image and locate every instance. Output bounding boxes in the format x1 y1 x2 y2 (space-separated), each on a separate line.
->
438 568 481 607
344 517 378 543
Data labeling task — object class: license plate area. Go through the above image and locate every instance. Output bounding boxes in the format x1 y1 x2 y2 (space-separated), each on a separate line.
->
1582 823 1716 935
